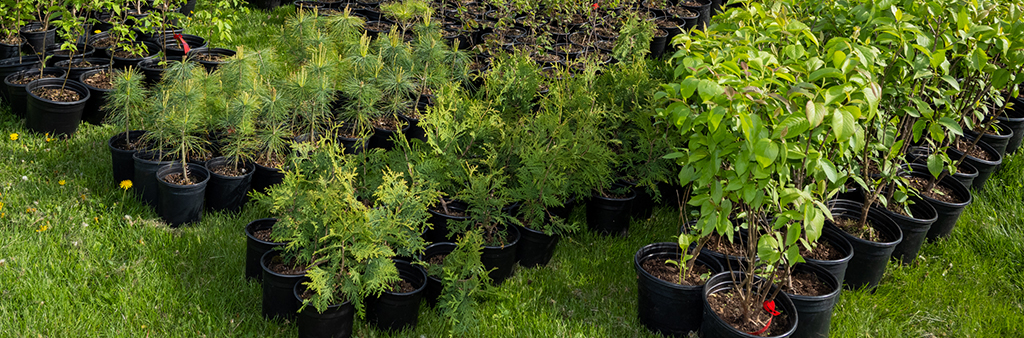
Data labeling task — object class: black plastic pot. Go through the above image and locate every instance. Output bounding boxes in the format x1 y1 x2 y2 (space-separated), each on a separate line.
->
137 56 180 85
250 0 284 9
44 43 96 67
946 137 1002 190
784 263 841 338
364 259 427 331
0 39 21 59
25 78 89 135
188 47 235 72
635 242 723 337
369 116 411 150
826 199 903 290
251 161 285 194
55 57 109 82
159 34 208 56
586 189 636 236
294 277 355 338
649 31 668 59
903 164 972 241
422 242 456 307
514 224 560 268
6 67 68 118
997 96 1024 153
964 124 1013 160
108 130 148 183
19 22 56 56
205 157 255 213
133 150 173 208
245 218 285 281
401 113 426 142
86 32 114 56
0 56 41 104
261 251 306 320
156 163 209 227
424 201 468 243
107 41 160 69
79 68 114 125
481 226 520 285
701 271 799 338
803 226 854 286
906 146 979 190
883 195 937 265
679 221 752 272
680 0 712 30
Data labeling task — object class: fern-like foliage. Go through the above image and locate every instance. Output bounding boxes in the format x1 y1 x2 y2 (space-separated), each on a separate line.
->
437 229 493 335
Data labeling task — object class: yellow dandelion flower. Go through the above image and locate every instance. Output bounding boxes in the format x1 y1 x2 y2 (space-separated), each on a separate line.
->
59 180 65 186
45 133 53 142
9 133 17 141
26 208 36 213
120 180 133 190
36 225 48 232
94 30 101 34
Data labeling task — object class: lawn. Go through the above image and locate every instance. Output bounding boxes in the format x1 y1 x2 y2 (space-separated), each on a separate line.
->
1 3 1023 338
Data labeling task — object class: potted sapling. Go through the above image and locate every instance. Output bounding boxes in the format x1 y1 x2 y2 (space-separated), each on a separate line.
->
104 67 151 183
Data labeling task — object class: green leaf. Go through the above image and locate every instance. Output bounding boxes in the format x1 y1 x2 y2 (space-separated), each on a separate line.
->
697 79 724 102
927 154 943 178
680 77 700 99
940 75 960 91
832 108 855 141
757 235 781 263
806 101 825 127
968 48 989 72
930 49 947 73
754 138 779 168
832 50 847 69
663 152 685 160
786 221 802 246
773 115 809 139
819 158 838 183
938 117 963 135
993 69 1011 90
809 68 845 82
863 82 881 119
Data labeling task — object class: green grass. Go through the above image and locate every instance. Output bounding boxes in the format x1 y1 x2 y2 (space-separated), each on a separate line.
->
1 5 1023 337
2 109 1024 337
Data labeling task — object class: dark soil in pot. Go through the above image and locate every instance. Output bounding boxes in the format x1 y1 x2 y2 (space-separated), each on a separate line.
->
159 34 208 56
800 226 853 285
337 126 368 155
996 97 1024 153
635 242 723 336
188 47 236 72
480 226 520 285
424 200 468 243
369 115 411 150
87 32 115 56
55 57 110 82
679 0 712 30
138 56 183 85
0 56 42 104
947 137 1002 190
5 67 67 118
19 22 56 56
781 263 841 338
245 218 285 281
0 35 22 59
964 124 1013 159
261 251 307 320
701 271 799 337
364 20 394 39
107 41 160 69
156 163 210 227
514 223 560 268
294 277 355 338
79 68 115 124
364 259 427 331
826 199 903 291
108 130 148 183
906 146 979 190
25 77 90 135
903 164 972 241
205 157 255 213
44 43 96 67
882 195 937 265
680 221 752 272
586 188 636 236
422 242 456 307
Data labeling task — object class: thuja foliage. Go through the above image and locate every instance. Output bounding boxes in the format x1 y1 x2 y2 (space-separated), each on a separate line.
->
435 229 493 334
259 144 439 316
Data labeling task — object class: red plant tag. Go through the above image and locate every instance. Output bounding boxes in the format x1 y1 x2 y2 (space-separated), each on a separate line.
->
592 3 599 9
747 300 781 335
173 33 190 54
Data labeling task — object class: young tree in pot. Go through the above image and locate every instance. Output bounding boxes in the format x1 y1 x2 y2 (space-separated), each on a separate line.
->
446 165 521 285
285 45 338 147
21 0 60 56
0 1 29 59
104 67 151 183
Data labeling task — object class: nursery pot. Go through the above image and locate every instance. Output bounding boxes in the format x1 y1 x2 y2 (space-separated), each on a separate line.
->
783 263 841 338
946 137 1002 190
964 124 1013 159
55 57 109 82
364 259 427 331
649 31 668 59
481 226 521 285
79 68 114 125
261 251 307 320
159 34 208 56
422 242 456 307
996 98 1024 153
44 43 96 67
586 189 637 236
514 223 560 268
369 116 411 150
249 0 284 9
87 32 114 56
156 163 210 227
635 242 724 337
205 157 255 213
245 218 285 281
0 38 21 59
903 164 972 241
883 195 937 265
294 277 355 338
133 150 174 208
802 226 854 286
108 130 148 183
188 47 236 72
252 161 285 194
424 201 468 243
19 22 56 56
107 41 161 69
680 0 712 30
906 146 979 191
6 67 68 118
679 221 752 271
701 271 799 338
826 199 903 291
138 56 183 85
0 56 42 104
25 78 89 136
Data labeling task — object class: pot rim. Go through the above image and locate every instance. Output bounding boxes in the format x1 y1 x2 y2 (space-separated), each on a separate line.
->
260 250 308 278
634 242 719 290
947 136 1003 166
386 259 429 296
826 199 904 246
782 262 842 302
293 276 353 311
901 167 973 208
245 217 286 245
25 78 90 105
702 271 799 338
156 162 211 188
